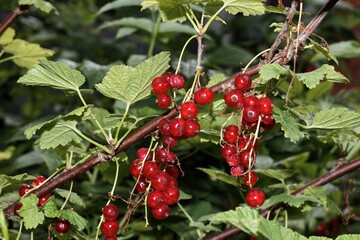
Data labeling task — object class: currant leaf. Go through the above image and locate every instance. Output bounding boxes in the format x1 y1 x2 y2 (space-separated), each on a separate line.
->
0 173 34 195
97 0 142 15
222 0 266 16
307 38 338 64
18 195 45 229
259 63 292 83
207 74 227 88
43 196 60 218
311 40 360 62
18 0 58 14
197 167 237 186
55 189 86 208
60 209 88 231
258 169 296 182
0 28 15 45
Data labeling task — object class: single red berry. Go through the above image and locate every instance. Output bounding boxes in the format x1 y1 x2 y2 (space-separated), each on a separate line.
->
194 87 214 105
19 185 33 197
243 107 259 123
258 97 273 115
169 74 185 90
330 217 339 226
250 236 258 240
32 176 46 187
162 72 174 83
239 150 256 167
151 202 169 220
162 135 178 148
242 118 257 130
104 236 117 240
226 154 241 167
38 193 51 207
103 204 119 220
143 161 160 180
221 144 237 159
184 120 200 138
261 113 274 125
101 219 119 236
235 73 252 91
151 171 171 191
169 118 186 137
224 125 239 144
166 151 176 163
130 159 143 178
180 102 199 120
159 118 171 135
155 147 168 164
244 96 259 108
157 94 172 108
136 176 149 192
147 190 164 208
152 77 169 95
262 118 275 131
246 188 265 208
55 219 70 234
166 165 179 179
14 203 22 216
316 222 328 236
136 148 153 162
163 185 180 205
238 134 258 152
224 89 244 109
169 177 178 187
230 165 244 177
243 171 258 187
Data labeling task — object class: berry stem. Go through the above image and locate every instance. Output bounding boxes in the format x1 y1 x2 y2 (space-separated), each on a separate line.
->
147 13 161 57
72 128 112 154
60 181 73 210
243 48 270 72
15 220 23 240
202 4 226 33
177 202 202 238
284 210 288 228
184 6 200 33
175 35 197 75
114 103 130 147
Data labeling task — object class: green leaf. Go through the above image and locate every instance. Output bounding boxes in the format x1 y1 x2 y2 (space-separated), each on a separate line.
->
336 235 360 240
305 108 360 130
222 0 266 16
267 194 318 208
43 196 60 218
311 40 360 62
189 221 221 232
96 52 170 106
18 0 58 14
60 209 88 231
207 74 227 88
272 106 308 143
295 64 348 89
197 167 237 186
0 173 34 195
39 120 82 149
99 17 152 32
3 39 54 69
307 38 338 64
18 195 44 229
0 28 15 45
17 60 92 95
55 189 86 208
116 27 138 39
259 63 292 83
97 0 142 15
258 169 296 182
304 187 341 214
0 146 15 161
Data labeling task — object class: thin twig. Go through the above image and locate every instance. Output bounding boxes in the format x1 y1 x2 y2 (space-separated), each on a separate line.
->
0 5 29 36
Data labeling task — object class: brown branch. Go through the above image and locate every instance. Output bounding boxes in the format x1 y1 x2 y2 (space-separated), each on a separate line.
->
205 157 360 240
0 5 29 36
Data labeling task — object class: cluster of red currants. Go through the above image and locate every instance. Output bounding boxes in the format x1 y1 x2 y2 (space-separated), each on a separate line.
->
130 148 180 220
100 204 120 239
221 73 275 208
316 217 341 238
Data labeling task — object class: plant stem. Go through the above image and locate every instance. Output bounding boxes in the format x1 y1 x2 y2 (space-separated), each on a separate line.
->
73 128 112 154
177 202 202 238
147 13 161 57
243 48 270 72
0 210 9 240
60 181 73 210
284 210 288 228
114 103 130 146
0 55 17 63
185 6 200 33
175 35 197 74
202 5 226 33
15 220 23 240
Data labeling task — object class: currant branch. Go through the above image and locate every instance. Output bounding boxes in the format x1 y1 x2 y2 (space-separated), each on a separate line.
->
0 5 29 36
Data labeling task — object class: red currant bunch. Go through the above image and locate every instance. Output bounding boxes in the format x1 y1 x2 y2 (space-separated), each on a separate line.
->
101 204 119 237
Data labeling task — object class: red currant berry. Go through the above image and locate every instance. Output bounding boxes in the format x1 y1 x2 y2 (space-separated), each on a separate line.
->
250 236 258 240
159 118 171 135
261 113 274 125
32 176 46 187
163 185 180 205
316 222 328 236
258 97 273 115
169 118 186 137
224 125 239 144
55 219 70 234
226 154 241 167
169 177 178 187
147 190 164 208
224 89 244 109
38 193 51 207
162 135 178 148
152 77 169 95
143 162 160 180
136 176 149 192
244 96 259 108
19 185 33 197
330 217 339 226
221 144 237 159
239 150 256 167
101 219 119 236
155 147 168 164
243 171 258 187
262 118 275 131
103 204 119 220
136 148 153 162
130 159 143 178
230 165 244 177
235 73 252 91
14 203 22 216
169 74 185 90
184 120 200 138
157 94 172 108
166 151 176 163
194 87 214 105
242 118 257 130
166 165 179 179
332 226 340 234
180 101 199 120
162 72 174 83
151 202 169 220
246 188 265 208
243 107 259 123
104 237 117 240
238 134 258 152
151 171 171 191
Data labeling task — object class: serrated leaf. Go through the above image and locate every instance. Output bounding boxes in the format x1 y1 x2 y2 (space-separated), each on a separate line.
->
336 235 360 240
197 167 237 186
189 221 221 232
18 195 44 229
60 209 88 231
39 120 82 149
272 106 307 143
207 74 227 88
18 0 58 14
43 196 60 218
259 63 292 83
0 173 34 195
303 186 341 214
97 0 142 15
96 52 170 106
0 28 15 45
55 189 86 208
198 128 221 144
296 64 348 89
311 40 360 62
268 194 318 208
307 38 338 64
305 108 360 130
3 39 54 69
18 60 92 95
258 169 296 182
222 0 265 16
